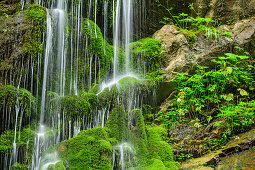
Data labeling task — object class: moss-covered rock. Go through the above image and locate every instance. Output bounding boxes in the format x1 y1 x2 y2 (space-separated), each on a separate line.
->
10 162 28 170
50 94 93 118
82 19 114 80
0 127 35 153
22 4 46 59
129 38 162 73
105 106 128 141
54 127 114 169
146 125 179 169
0 4 46 85
118 76 141 91
0 85 36 115
47 161 66 170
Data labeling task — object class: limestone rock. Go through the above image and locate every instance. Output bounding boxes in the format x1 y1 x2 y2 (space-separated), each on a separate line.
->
152 25 192 76
181 128 255 169
153 18 255 79
194 0 255 23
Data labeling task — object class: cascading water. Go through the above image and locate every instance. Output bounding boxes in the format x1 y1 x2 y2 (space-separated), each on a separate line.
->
1 0 152 169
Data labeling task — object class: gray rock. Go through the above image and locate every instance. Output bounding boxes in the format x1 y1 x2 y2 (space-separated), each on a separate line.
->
153 18 255 79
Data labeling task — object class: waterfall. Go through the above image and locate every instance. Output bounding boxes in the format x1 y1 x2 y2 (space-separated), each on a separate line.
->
31 9 53 170
123 0 133 73
113 0 121 81
2 0 150 169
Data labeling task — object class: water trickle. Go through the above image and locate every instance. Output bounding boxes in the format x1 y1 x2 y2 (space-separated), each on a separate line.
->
2 0 150 169
112 143 134 170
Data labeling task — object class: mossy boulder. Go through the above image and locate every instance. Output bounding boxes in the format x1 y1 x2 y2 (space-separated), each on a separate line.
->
0 85 36 107
117 76 141 91
0 4 46 84
47 161 66 170
50 93 98 118
0 127 35 153
54 127 114 169
129 38 162 73
10 162 28 170
146 125 179 169
22 4 46 59
82 19 114 79
105 106 128 141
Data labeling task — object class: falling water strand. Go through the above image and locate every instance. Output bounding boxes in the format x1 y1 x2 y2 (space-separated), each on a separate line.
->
113 0 121 81
123 0 133 73
31 9 53 170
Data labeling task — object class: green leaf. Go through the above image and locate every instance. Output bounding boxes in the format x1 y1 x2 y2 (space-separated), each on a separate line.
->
221 93 234 101
238 88 249 96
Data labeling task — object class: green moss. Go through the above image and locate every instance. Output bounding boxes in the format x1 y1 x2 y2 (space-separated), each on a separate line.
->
105 106 128 141
129 38 162 73
23 4 46 59
0 85 36 115
146 125 179 169
80 92 99 107
145 70 165 88
89 84 101 94
179 28 197 46
97 86 119 109
118 76 141 91
0 127 35 153
82 19 117 79
50 95 91 118
146 159 166 170
47 161 66 170
129 109 148 167
24 4 46 25
56 127 113 169
11 163 28 170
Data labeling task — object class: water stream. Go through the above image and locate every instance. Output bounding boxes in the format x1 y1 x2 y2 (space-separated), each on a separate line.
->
2 0 149 169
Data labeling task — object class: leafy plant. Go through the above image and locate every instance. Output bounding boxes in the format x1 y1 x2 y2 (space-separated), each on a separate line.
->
158 51 254 129
156 2 232 44
215 100 255 135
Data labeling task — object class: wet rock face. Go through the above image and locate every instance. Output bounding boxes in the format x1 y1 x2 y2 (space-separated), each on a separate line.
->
153 18 255 79
216 146 255 169
194 0 255 23
0 13 32 76
152 25 191 76
181 128 255 169
0 0 19 15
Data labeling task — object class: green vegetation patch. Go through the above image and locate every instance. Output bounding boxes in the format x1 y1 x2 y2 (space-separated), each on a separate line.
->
146 125 179 169
23 4 46 59
0 127 35 153
55 127 113 169
0 85 36 115
50 93 99 118
118 76 141 91
82 19 123 79
129 38 162 73
105 106 128 141
11 163 28 170
47 161 66 170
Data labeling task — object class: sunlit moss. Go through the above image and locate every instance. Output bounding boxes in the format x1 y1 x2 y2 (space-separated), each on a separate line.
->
146 125 179 169
55 127 113 169
50 95 91 118
47 161 66 170
105 106 128 141
11 162 28 170
0 128 35 153
129 38 162 73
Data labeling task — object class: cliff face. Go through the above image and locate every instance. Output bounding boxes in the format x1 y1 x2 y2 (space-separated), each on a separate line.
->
154 18 255 78
0 1 45 85
195 0 255 23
